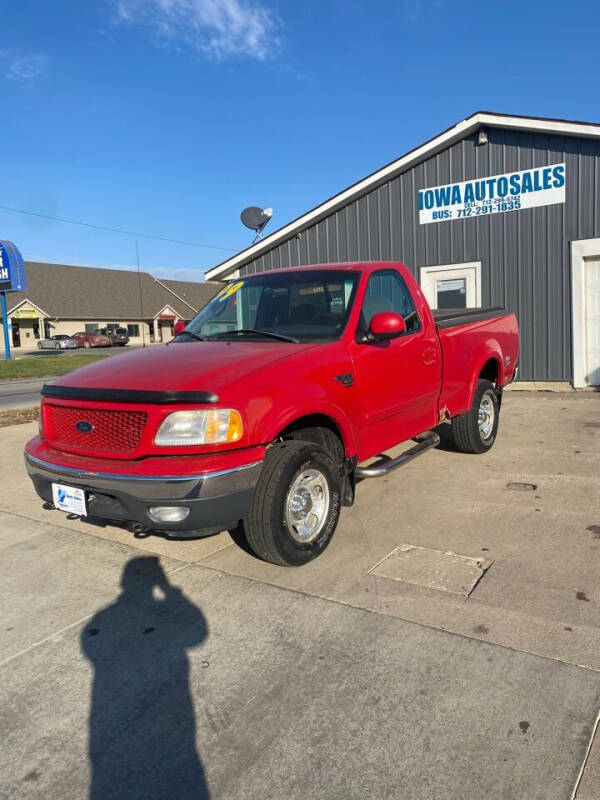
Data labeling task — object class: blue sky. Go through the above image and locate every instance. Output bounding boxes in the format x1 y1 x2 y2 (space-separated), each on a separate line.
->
2 0 599 281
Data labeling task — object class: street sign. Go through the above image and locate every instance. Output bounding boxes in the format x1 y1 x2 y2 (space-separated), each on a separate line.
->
0 241 27 360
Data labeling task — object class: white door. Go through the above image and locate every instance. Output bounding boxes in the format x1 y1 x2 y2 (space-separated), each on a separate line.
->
586 258 600 385
420 262 482 310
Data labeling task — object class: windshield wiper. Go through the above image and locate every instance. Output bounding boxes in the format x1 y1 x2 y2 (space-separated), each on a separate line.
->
178 330 205 342
220 328 299 344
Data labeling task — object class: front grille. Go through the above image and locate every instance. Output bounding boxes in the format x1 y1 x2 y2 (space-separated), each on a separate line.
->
46 404 147 454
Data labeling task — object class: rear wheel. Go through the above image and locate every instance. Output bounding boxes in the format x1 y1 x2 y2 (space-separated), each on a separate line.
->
37 342 43 349
451 379 499 454
84 340 91 348
243 440 342 566
55 342 61 350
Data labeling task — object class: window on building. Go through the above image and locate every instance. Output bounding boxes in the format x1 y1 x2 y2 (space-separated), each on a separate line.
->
85 323 99 333
436 278 467 309
127 324 140 337
420 262 481 310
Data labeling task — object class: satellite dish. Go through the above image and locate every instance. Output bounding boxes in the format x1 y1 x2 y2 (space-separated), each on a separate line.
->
240 206 273 242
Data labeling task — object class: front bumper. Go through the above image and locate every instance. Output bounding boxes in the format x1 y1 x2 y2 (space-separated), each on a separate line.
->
25 452 263 537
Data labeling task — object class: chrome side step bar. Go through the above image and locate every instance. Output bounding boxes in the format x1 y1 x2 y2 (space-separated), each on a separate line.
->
355 431 440 479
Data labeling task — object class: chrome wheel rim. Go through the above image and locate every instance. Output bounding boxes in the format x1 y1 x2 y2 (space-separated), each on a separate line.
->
478 393 495 440
285 468 330 544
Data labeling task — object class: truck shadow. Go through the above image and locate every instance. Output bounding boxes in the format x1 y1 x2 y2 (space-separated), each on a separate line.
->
80 556 210 800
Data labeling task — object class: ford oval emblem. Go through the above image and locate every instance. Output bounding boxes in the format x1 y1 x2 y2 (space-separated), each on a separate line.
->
76 420 94 433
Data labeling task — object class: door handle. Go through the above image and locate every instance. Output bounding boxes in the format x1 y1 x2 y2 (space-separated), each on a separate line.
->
422 346 438 365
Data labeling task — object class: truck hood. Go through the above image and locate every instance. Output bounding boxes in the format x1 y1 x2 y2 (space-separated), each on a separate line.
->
49 341 318 399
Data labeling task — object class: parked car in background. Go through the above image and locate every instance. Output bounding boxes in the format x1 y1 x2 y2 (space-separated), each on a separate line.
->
71 331 111 348
37 335 79 351
98 326 130 346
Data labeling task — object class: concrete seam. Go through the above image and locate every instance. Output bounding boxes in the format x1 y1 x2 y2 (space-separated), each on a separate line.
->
0 506 233 574
570 705 600 800
1 510 598 674
0 561 196 670
0 611 99 668
188 558 600 674
0 506 234 563
0 506 191 563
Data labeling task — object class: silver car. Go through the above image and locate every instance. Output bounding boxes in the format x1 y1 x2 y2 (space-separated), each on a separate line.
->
37 335 79 350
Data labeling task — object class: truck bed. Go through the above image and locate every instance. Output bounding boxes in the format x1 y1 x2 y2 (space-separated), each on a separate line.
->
435 306 519 420
433 307 507 329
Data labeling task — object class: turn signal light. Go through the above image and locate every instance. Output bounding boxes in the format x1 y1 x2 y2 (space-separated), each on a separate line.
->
155 409 244 446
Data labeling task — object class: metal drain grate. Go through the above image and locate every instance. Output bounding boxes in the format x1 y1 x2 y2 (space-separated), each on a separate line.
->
506 482 537 491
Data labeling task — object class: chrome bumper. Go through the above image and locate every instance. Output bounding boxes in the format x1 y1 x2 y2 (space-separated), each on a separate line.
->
25 453 263 533
25 453 262 500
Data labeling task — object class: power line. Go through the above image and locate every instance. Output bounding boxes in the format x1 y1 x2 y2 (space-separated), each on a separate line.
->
0 204 237 253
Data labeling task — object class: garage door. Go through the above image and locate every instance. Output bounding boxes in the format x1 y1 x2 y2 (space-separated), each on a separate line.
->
586 258 600 385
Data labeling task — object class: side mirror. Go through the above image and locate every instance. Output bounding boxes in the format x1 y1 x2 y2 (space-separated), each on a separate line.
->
174 320 186 337
369 312 406 341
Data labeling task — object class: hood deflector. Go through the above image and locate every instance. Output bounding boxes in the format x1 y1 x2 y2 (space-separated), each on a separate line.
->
41 385 219 404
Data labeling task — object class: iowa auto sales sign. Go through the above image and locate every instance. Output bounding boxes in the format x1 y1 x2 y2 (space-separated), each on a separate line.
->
418 163 565 224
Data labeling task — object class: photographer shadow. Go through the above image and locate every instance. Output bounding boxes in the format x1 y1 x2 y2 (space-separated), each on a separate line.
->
81 557 210 800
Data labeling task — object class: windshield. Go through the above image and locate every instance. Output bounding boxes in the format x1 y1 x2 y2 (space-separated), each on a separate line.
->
181 270 359 343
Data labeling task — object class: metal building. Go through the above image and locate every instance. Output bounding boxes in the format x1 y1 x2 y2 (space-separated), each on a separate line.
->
206 112 600 387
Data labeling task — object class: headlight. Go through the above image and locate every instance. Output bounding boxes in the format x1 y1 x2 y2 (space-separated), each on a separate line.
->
154 409 243 446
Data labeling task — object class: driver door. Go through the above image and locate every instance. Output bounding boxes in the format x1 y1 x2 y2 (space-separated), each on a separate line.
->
351 269 441 460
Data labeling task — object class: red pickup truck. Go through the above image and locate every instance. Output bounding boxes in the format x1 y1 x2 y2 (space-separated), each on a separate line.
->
25 262 519 566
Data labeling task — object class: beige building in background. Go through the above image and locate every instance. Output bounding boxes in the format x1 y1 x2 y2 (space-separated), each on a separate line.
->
1 262 222 350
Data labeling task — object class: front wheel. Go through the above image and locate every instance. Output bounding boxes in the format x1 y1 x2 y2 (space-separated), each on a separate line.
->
451 379 500 454
84 340 91 348
243 440 342 566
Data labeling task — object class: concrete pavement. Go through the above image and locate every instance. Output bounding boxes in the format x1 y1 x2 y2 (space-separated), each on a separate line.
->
1 391 599 798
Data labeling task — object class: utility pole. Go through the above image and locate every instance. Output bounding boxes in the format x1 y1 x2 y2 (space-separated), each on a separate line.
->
135 240 146 347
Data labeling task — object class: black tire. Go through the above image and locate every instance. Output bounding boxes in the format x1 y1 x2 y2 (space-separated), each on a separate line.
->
451 379 499 454
284 426 356 505
243 440 342 566
55 342 61 350
84 340 91 348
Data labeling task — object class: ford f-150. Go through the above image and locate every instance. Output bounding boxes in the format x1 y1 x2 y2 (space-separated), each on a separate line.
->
25 262 519 566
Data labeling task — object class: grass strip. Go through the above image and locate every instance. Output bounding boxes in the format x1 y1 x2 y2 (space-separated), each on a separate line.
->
0 354 109 380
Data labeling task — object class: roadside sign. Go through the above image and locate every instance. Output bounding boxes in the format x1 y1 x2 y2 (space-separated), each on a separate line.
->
0 241 27 292
0 241 27 360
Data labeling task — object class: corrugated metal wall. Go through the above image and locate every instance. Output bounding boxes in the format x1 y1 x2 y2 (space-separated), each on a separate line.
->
239 128 600 381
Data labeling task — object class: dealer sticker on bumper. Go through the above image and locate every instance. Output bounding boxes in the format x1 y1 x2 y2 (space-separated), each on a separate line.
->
52 483 87 516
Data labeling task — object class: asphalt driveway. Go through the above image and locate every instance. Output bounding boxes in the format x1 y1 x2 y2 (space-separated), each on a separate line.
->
1 391 599 799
